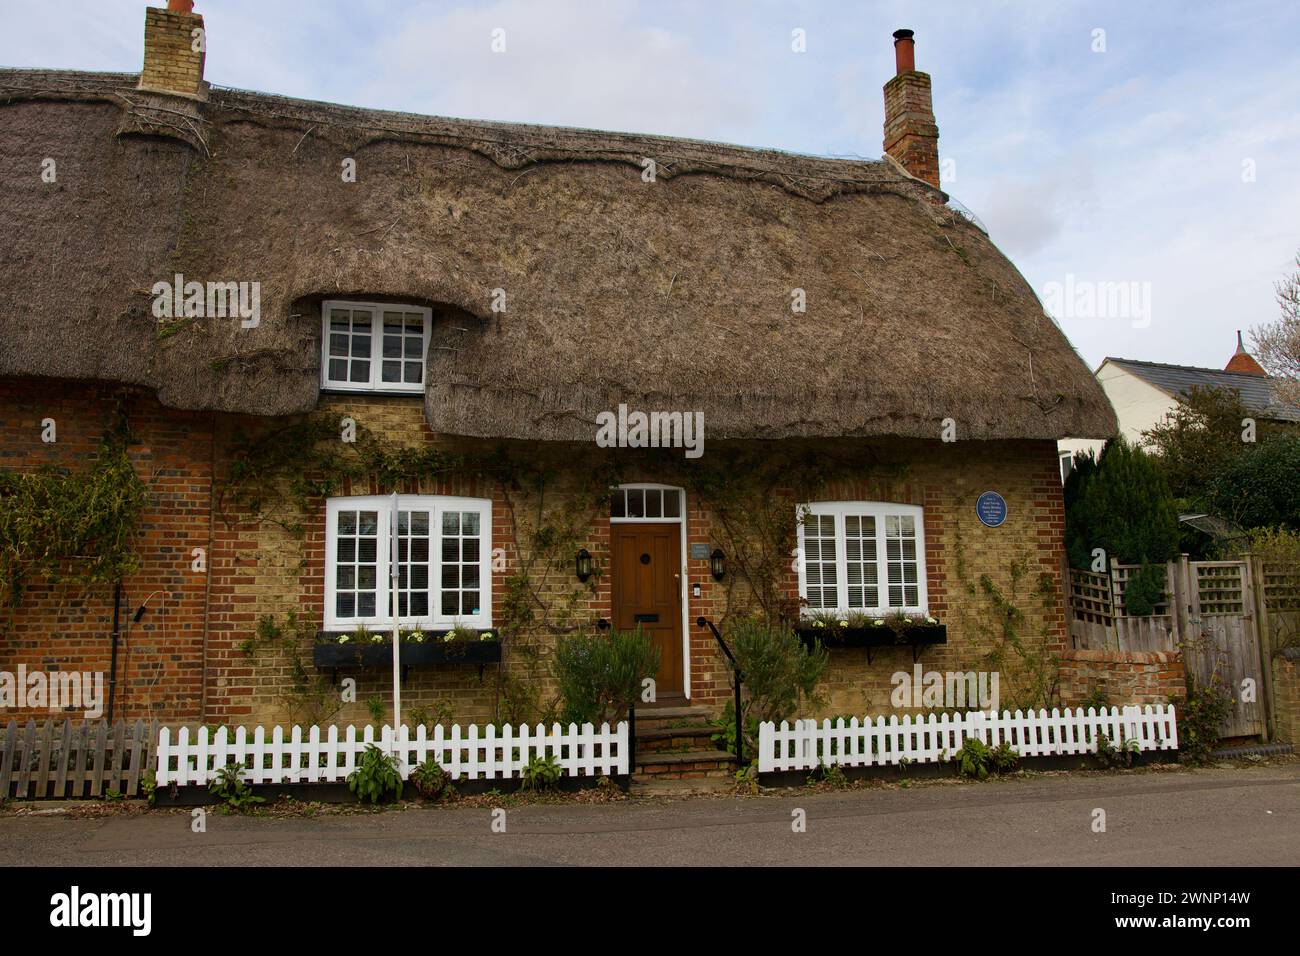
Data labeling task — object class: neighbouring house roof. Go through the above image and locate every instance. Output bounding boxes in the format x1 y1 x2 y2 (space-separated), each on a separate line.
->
1103 357 1300 424
0 68 1116 442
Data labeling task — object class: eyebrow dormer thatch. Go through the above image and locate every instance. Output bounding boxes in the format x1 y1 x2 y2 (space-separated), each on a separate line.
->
0 68 1115 442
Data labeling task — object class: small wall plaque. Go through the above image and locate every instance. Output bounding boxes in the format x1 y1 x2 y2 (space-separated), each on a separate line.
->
976 491 1007 528
690 543 711 560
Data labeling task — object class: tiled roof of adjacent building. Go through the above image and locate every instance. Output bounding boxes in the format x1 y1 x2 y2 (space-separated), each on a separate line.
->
1105 357 1300 423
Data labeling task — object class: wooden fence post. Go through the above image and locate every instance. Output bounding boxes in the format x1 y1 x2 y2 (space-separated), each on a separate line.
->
1108 557 1122 651
1173 555 1191 652
1248 554 1276 743
1060 550 1074 649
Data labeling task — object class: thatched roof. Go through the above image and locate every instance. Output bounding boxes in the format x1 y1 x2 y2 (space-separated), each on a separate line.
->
0 68 1115 441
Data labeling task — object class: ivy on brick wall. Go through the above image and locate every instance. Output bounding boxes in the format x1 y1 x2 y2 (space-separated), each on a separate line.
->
685 446 879 626
218 416 468 534
0 430 147 608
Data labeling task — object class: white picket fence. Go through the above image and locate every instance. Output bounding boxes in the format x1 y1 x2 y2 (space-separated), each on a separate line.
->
156 722 629 786
758 705 1178 773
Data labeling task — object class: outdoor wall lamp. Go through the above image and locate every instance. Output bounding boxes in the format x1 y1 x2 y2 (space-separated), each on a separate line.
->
710 548 726 581
575 548 594 583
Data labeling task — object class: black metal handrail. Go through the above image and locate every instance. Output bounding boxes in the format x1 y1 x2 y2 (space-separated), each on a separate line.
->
697 616 744 765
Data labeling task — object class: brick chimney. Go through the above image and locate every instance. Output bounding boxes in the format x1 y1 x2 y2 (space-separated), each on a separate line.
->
139 2 206 98
883 29 940 189
1225 330 1267 376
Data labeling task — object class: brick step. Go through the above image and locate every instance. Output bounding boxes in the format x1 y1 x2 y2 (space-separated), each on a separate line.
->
631 767 736 784
634 724 720 752
631 707 712 723
637 736 721 753
634 749 737 781
631 776 735 794
633 705 713 729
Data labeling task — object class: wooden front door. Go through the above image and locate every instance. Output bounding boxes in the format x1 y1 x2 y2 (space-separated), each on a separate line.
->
611 522 683 698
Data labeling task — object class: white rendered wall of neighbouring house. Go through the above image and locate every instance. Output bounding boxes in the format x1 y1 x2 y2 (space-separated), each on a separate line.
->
1057 361 1179 477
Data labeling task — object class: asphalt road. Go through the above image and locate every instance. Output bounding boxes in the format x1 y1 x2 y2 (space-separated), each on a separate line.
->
2 764 1297 866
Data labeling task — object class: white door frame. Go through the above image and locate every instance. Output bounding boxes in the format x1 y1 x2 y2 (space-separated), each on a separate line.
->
609 483 691 700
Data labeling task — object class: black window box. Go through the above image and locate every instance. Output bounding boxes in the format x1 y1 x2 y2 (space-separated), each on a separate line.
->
796 623 946 662
313 635 503 669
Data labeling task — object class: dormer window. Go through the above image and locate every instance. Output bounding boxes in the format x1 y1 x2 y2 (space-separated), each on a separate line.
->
321 300 431 393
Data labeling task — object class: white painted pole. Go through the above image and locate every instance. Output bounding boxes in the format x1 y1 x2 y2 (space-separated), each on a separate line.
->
390 491 402 740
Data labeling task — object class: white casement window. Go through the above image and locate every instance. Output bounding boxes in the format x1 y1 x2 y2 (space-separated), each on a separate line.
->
797 502 928 615
321 301 432 392
324 495 492 630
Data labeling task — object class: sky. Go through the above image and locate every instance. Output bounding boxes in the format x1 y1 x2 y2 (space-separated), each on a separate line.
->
2 0 1298 372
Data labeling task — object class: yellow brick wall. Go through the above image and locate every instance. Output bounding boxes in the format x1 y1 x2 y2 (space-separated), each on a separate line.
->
206 397 1068 728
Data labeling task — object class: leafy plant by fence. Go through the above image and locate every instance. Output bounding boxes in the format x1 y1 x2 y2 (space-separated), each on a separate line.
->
1 719 158 799
758 705 1178 773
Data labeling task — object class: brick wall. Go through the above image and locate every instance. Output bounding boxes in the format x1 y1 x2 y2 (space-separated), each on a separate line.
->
3 377 1084 728
1272 649 1300 744
798 439 1070 717
1058 648 1187 708
0 379 212 722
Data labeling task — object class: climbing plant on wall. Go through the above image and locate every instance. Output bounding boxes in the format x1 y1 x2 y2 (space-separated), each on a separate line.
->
0 424 146 609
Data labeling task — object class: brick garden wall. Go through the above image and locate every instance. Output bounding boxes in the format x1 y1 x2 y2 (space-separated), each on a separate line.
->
1058 648 1187 709
1272 649 1300 744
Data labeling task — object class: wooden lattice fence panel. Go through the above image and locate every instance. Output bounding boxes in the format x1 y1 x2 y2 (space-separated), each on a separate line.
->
1195 562 1246 615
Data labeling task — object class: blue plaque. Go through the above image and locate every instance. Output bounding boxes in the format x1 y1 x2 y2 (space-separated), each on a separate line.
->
976 491 1007 528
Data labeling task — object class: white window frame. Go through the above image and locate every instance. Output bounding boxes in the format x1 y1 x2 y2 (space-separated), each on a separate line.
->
796 501 928 616
324 494 492 631
320 300 432 393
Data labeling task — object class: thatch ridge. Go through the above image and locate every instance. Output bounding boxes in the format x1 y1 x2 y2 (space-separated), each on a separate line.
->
0 67 1116 441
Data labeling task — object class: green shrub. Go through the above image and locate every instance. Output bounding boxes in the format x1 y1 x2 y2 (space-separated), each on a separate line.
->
1094 732 1141 769
1178 681 1232 765
209 762 265 813
726 617 829 725
988 741 1021 774
807 762 849 789
348 745 404 804
521 754 562 791
1207 434 1300 530
710 698 761 756
410 757 454 801
1065 437 1180 570
957 738 991 780
956 739 1020 780
1123 562 1168 616
552 628 660 724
